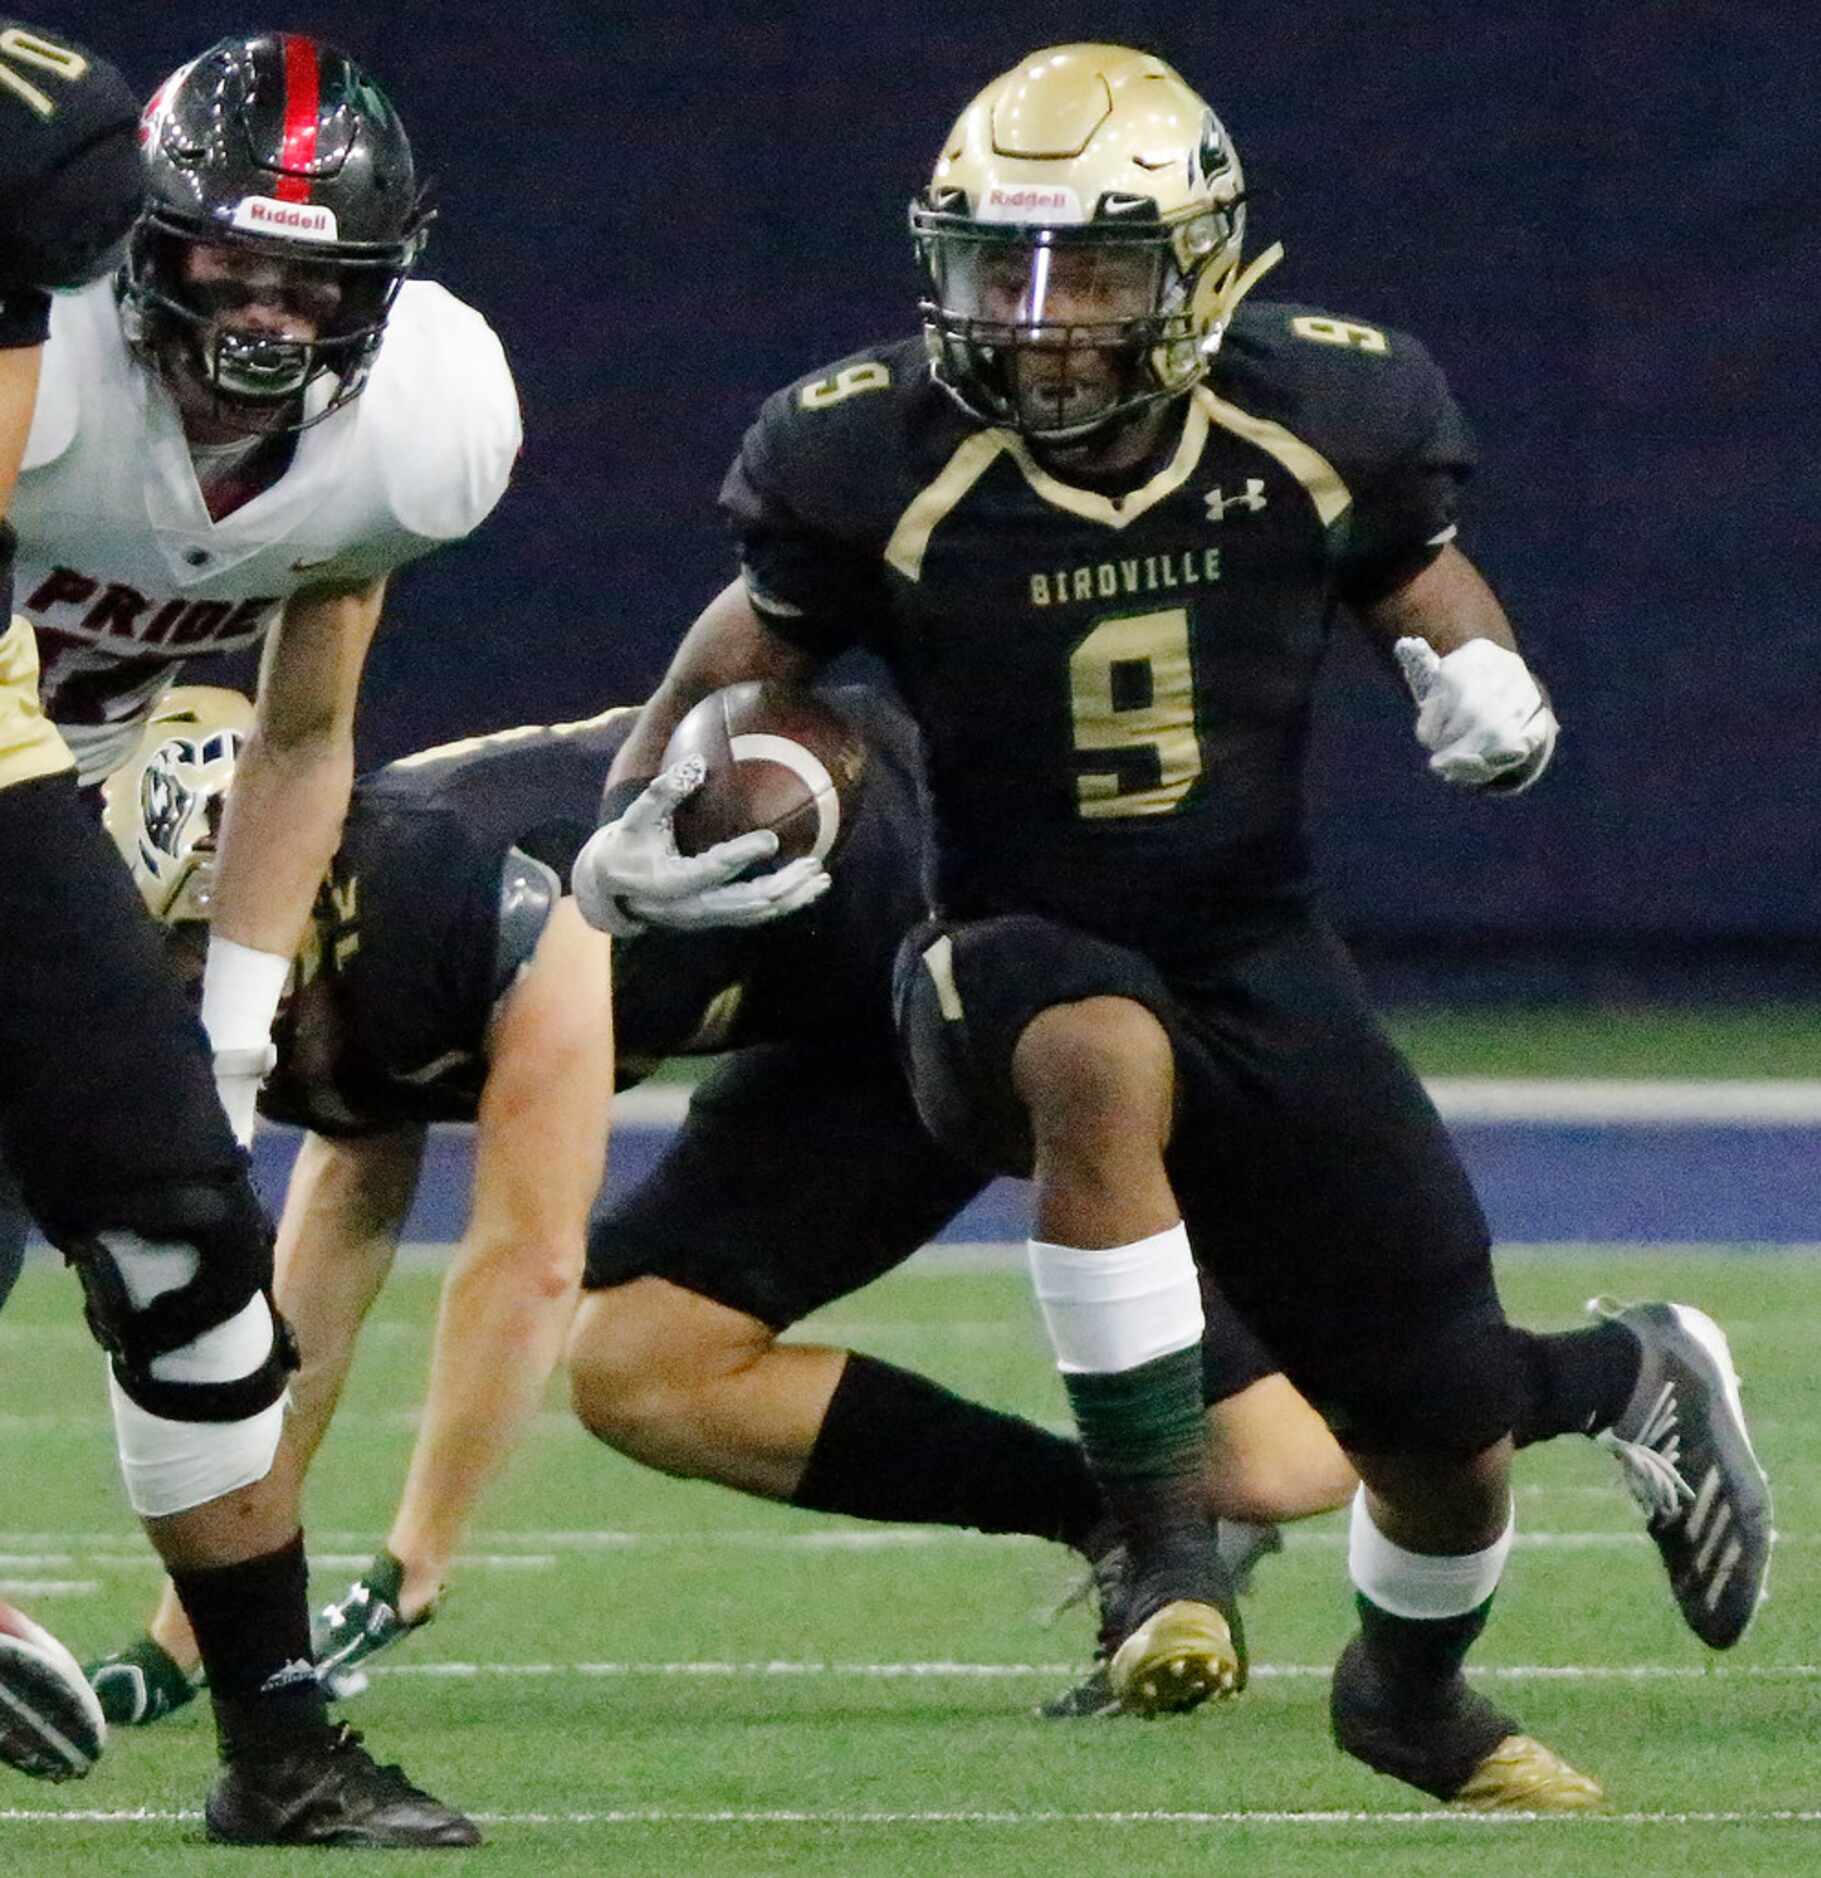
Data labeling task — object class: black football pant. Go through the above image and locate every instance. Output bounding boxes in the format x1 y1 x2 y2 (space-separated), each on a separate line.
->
0 770 248 1285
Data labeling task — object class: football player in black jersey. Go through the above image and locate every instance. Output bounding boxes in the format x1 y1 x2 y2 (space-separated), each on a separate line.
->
0 20 473 1844
574 42 1768 1808
87 681 1767 1749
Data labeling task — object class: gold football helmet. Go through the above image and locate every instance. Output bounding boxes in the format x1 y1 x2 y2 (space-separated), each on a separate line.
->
101 687 253 925
912 44 1279 441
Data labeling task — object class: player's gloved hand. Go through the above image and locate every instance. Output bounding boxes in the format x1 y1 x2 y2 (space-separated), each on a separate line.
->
573 758 831 938
1394 636 1559 794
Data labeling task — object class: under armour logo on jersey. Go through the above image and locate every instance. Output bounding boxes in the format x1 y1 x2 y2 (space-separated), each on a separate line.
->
1205 480 1268 522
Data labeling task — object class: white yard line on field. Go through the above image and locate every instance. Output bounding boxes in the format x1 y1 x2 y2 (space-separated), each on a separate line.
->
356 1659 1821 1684
7 1804 1821 1827
608 1079 1821 1130
0 1528 1804 1556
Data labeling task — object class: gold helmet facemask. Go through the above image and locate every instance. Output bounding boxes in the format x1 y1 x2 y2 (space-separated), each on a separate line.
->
101 686 254 927
912 44 1281 444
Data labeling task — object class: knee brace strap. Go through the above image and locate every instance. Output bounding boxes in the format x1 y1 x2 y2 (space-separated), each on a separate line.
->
56 1177 295 1421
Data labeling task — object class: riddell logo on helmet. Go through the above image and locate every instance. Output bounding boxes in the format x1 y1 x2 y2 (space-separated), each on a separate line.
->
230 196 340 242
979 184 1083 225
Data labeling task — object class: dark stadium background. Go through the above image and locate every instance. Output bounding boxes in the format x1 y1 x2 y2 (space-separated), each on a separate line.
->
53 3 1817 999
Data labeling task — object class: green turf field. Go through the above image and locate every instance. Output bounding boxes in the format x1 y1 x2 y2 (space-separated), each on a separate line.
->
2 1248 1814 1874
1382 1005 1821 1079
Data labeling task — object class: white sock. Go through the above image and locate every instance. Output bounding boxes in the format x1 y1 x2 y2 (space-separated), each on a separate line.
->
1348 1487 1515 1619
1027 1223 1202 1375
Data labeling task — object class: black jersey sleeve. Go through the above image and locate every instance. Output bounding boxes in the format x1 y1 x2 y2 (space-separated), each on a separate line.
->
718 342 923 657
1330 330 1476 606
1222 303 1476 609
0 21 144 298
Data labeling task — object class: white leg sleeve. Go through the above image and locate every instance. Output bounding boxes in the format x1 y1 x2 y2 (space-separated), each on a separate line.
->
1348 1487 1515 1619
1027 1223 1203 1375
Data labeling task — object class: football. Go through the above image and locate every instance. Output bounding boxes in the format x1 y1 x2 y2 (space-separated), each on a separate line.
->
0 1598 106 1781
666 682 868 871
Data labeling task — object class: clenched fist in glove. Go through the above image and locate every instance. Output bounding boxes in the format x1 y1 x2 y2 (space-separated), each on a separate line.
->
573 757 830 937
1395 637 1559 794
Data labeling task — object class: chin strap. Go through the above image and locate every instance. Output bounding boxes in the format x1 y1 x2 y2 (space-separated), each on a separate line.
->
1197 240 1286 349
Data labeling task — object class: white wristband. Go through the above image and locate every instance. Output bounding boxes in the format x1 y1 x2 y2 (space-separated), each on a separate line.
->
201 937 292 1056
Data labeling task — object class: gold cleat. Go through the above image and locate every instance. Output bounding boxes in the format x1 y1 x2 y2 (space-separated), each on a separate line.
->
1449 1734 1605 1812
1107 1600 1244 1716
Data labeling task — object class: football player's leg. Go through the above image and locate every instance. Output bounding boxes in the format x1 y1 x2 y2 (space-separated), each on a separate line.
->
0 1151 28 1314
570 1042 1105 1549
1040 1280 1335 1720
899 915 1243 1715
1188 918 1598 1808
1198 1273 1357 1525
0 773 471 1844
121 1124 420 1702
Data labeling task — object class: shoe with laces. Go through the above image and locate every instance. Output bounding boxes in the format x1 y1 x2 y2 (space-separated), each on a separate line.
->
1039 1518 1273 1719
1588 1298 1772 1648
204 1720 480 1847
313 1550 435 1699
1106 1528 1246 1716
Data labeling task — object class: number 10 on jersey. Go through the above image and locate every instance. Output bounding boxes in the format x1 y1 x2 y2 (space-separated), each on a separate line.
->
1068 606 1204 818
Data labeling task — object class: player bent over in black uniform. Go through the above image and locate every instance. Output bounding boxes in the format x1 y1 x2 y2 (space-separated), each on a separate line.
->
576 45 1770 1805
0 22 472 1844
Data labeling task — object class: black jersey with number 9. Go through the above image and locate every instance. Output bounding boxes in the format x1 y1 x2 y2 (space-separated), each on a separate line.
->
724 300 1473 965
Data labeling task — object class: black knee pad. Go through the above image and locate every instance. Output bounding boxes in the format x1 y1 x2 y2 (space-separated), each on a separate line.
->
891 913 1183 1177
55 1173 297 1422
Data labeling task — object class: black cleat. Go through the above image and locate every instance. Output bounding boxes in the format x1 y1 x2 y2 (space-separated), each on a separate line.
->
1331 1633 1601 1810
1040 1520 1270 1719
1590 1298 1773 1648
1216 1519 1285 1597
204 1721 481 1847
1106 1529 1246 1716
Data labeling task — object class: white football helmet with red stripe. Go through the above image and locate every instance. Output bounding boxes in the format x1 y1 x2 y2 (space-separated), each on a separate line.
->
120 32 431 429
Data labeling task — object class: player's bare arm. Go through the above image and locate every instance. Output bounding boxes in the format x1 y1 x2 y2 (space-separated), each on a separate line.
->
1355 542 1520 660
1358 545 1559 794
376 897 615 1624
203 575 387 1141
604 576 820 792
211 574 389 957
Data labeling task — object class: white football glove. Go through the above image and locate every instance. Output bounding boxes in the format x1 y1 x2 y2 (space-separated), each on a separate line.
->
572 757 831 937
1394 636 1559 793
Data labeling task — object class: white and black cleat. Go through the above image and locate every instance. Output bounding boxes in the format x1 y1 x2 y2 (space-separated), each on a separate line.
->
0 1600 106 1781
1590 1298 1773 1649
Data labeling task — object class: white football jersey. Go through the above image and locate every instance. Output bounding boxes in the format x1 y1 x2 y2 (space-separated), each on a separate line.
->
11 277 521 783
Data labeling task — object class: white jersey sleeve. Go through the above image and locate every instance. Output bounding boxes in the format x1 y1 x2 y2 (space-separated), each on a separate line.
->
294 280 522 584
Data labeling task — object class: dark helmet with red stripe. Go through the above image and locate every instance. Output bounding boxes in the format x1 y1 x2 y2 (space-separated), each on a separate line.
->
119 32 433 429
